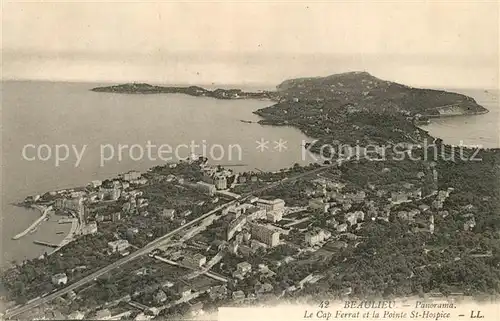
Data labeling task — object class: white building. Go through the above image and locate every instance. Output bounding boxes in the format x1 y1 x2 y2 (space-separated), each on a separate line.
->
236 261 252 274
52 273 68 285
266 209 283 222
256 198 285 212
196 181 217 196
214 174 228 190
81 221 98 235
108 239 130 253
250 223 280 247
305 229 331 246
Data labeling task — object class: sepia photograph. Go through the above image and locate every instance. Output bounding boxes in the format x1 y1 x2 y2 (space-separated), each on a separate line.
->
1 1 499 320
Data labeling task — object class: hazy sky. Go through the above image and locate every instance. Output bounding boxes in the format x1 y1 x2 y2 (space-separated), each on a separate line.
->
2 1 499 88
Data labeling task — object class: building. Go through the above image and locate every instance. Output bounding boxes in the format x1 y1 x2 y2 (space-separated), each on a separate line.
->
196 181 217 196
153 290 167 304
183 253 206 268
266 209 283 222
214 174 228 190
391 192 408 204
236 261 252 274
81 221 98 235
305 228 331 246
232 290 245 300
161 209 176 219
256 198 285 212
308 198 329 212
336 223 348 232
89 180 102 188
108 239 130 253
345 211 365 226
250 223 280 247
55 196 84 212
93 309 111 320
122 171 141 181
226 215 247 241
52 273 68 285
99 187 121 201
111 212 121 222
246 207 266 221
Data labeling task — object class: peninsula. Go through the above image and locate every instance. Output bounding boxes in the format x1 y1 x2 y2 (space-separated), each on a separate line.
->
91 72 488 118
91 83 278 101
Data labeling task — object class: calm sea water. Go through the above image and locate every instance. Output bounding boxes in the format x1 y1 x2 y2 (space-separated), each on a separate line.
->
1 81 498 266
420 88 499 149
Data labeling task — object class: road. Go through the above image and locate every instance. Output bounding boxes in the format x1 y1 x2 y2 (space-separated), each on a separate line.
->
4 161 340 319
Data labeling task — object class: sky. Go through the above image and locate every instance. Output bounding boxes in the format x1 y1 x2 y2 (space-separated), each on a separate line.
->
2 0 499 88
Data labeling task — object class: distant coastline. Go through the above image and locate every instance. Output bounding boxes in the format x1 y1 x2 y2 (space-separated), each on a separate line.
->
91 83 280 101
92 73 489 119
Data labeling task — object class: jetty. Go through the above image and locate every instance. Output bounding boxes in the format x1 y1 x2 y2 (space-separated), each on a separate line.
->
12 205 51 240
33 240 59 248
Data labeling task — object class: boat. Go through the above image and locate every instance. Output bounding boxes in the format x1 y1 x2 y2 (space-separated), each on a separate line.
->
240 120 253 124
56 231 64 235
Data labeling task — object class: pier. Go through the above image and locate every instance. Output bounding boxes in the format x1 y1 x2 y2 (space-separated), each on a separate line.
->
33 240 59 248
12 206 51 240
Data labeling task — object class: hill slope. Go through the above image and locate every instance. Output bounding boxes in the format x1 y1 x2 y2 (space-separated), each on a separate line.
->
276 71 488 116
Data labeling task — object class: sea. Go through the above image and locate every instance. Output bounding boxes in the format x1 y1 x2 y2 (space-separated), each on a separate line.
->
1 81 498 267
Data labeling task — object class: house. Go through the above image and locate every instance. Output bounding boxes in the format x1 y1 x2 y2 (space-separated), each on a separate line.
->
111 212 121 222
419 204 430 212
345 211 364 226
81 221 98 235
336 223 348 232
122 171 141 181
305 228 331 246
161 209 176 219
391 192 408 204
67 310 85 320
214 174 228 190
256 283 274 294
93 309 111 320
464 218 476 231
236 261 252 274
153 290 167 304
89 180 102 188
127 227 139 235
51 273 68 285
108 239 130 253
232 290 245 300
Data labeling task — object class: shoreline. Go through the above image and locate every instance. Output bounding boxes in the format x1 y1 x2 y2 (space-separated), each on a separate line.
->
424 109 490 119
11 206 51 240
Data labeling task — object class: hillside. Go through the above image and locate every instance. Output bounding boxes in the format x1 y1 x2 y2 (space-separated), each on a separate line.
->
276 71 488 116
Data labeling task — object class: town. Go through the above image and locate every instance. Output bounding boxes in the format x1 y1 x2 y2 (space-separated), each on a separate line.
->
4 140 496 321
